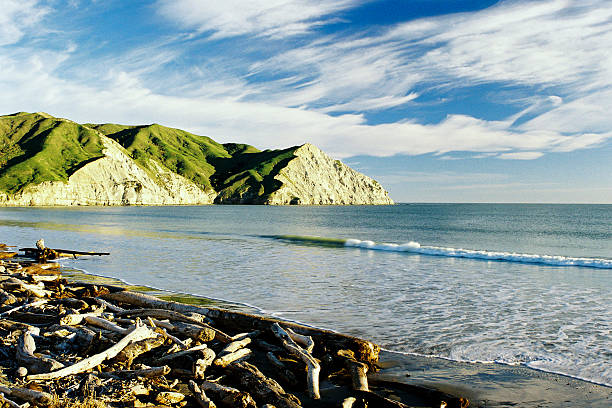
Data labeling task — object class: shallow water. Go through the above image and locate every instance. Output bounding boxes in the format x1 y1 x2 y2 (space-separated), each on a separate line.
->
0 204 610 386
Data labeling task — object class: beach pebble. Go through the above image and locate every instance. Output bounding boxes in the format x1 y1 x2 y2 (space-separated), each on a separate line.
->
155 391 185 405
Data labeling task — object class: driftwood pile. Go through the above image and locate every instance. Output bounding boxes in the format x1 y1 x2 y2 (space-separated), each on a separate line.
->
0 241 468 408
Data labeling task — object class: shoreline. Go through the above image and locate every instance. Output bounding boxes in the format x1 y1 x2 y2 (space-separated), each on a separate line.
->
61 263 612 407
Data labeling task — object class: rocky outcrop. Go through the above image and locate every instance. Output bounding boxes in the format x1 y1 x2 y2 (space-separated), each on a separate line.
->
265 144 393 205
0 138 216 206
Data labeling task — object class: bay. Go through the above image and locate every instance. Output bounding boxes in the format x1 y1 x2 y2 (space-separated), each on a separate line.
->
0 204 611 386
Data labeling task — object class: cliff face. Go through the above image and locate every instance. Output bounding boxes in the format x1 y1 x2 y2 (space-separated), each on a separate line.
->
0 112 393 206
266 144 393 205
0 138 215 206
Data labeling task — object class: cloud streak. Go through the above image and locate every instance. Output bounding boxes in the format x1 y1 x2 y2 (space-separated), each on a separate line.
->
156 0 358 39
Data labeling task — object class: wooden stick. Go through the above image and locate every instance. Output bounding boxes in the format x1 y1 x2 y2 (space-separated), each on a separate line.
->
27 324 157 381
271 323 321 399
188 380 217 408
94 297 126 313
97 365 171 379
114 335 167 368
59 310 103 325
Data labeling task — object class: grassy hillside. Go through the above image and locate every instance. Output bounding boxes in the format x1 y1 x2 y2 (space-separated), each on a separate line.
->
0 113 104 193
0 112 301 201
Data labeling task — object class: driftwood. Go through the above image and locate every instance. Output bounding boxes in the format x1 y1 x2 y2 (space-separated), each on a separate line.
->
272 322 321 399
219 337 252 356
337 349 369 391
60 310 104 326
189 380 217 408
157 344 214 365
266 352 299 387
114 307 232 343
103 289 380 363
213 348 252 368
0 385 53 405
27 324 157 380
84 315 130 334
229 362 301 408
285 327 314 353
0 278 49 298
114 335 167 368
98 365 171 379
16 328 64 374
199 380 257 408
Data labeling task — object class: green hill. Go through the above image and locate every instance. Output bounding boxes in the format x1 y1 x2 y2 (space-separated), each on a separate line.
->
0 112 299 202
0 112 104 194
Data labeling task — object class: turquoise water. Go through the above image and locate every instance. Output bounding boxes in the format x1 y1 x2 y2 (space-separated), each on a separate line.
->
0 204 611 385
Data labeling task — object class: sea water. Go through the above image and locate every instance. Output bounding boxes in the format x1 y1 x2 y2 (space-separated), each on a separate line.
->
0 204 610 386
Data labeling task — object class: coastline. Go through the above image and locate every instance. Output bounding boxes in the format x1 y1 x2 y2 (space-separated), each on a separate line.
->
62 265 612 407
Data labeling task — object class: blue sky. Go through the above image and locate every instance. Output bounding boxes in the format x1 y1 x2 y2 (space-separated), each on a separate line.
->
1 0 611 203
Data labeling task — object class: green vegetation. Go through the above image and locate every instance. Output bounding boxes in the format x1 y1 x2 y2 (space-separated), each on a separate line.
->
0 112 104 193
0 112 301 202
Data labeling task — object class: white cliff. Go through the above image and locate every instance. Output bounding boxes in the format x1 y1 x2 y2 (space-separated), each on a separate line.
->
265 144 393 205
0 137 215 206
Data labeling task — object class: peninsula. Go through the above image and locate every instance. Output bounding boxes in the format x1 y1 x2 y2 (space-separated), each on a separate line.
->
0 112 393 206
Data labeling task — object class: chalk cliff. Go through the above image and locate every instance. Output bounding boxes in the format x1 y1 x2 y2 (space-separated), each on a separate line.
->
0 112 393 206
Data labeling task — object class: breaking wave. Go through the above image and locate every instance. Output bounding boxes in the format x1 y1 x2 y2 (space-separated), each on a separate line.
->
344 238 612 269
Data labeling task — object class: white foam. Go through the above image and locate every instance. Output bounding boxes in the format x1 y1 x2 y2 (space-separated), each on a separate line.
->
344 239 612 269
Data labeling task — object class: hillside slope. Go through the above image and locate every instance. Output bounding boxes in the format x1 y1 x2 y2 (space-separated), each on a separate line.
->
0 112 393 206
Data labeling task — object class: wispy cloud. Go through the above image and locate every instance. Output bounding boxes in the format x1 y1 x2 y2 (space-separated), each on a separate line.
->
155 0 357 39
1 0 611 162
0 0 49 46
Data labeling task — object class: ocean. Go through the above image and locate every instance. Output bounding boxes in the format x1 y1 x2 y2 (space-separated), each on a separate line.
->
0 204 611 386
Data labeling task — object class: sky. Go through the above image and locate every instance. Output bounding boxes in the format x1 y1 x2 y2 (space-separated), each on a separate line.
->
1 0 612 203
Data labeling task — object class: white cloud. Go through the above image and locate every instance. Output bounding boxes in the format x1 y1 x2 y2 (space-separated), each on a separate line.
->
156 0 356 39
498 152 544 160
0 0 48 46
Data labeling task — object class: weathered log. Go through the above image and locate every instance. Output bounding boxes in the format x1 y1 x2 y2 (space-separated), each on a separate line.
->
285 327 314 353
199 380 257 408
219 337 252 356
85 315 130 335
0 385 52 405
189 380 217 408
114 307 231 343
0 393 22 408
229 362 301 408
213 348 252 368
59 310 104 325
157 344 214 365
16 329 64 374
27 324 157 380
97 365 171 379
337 349 369 391
171 321 216 342
20 247 110 257
94 297 126 313
266 352 299 387
103 289 379 364
114 335 167 368
0 278 49 298
0 319 38 333
193 351 216 379
272 323 321 400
